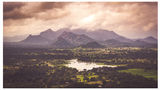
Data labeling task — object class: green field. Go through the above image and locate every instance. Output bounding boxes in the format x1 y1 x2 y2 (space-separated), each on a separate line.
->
118 68 157 80
76 72 99 82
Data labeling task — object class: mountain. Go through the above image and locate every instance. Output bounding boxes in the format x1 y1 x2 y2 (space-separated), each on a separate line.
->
72 29 132 42
138 36 157 44
4 28 133 43
5 28 157 48
40 29 57 41
4 35 28 42
131 40 157 47
53 37 74 48
80 42 105 48
103 39 131 47
20 34 50 45
54 31 94 46
40 28 73 42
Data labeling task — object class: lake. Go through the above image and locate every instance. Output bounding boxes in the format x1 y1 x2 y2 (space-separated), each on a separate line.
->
66 59 117 71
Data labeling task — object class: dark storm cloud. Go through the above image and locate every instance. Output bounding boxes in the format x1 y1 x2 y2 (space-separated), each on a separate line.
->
39 2 68 10
3 8 32 20
3 2 30 20
34 2 70 20
3 2 69 20
141 2 157 6
3 2 25 12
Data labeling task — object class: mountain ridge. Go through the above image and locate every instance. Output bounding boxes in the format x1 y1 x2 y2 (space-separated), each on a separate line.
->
4 28 157 48
53 31 94 47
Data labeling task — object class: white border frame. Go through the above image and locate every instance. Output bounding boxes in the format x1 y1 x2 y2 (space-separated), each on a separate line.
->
1 0 159 90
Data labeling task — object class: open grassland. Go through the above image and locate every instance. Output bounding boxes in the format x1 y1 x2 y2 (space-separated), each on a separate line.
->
118 68 157 80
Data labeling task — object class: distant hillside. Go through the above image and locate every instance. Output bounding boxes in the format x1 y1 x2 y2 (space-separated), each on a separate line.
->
131 40 157 48
103 39 131 47
72 29 132 42
53 31 94 46
4 28 157 48
138 36 157 44
80 42 105 48
40 29 57 41
20 34 50 45
53 37 74 48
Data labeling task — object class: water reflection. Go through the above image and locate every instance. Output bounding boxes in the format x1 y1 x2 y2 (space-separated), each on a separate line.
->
66 59 117 71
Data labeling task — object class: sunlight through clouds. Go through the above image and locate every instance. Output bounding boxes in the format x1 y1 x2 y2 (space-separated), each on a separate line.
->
3 2 157 39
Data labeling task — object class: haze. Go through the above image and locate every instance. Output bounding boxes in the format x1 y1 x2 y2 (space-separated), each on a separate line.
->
3 2 157 40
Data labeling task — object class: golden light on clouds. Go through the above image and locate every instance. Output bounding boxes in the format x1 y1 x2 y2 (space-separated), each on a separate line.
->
81 15 95 23
3 2 157 39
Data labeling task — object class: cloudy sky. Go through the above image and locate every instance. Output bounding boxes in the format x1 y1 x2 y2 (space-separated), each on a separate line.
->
3 2 158 39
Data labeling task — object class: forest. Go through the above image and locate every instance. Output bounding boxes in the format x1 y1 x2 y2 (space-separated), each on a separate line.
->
3 47 157 88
